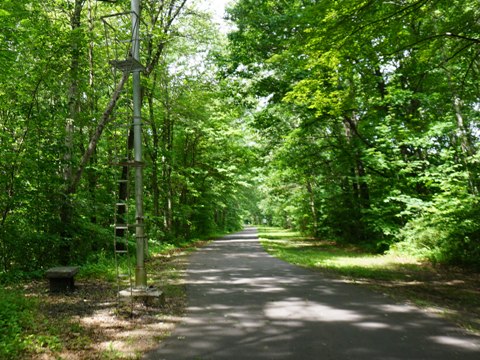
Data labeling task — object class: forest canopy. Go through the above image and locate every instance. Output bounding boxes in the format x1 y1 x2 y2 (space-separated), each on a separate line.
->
0 0 256 274
0 0 479 277
225 0 480 266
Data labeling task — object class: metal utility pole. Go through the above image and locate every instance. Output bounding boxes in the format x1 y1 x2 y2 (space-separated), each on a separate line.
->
131 0 147 288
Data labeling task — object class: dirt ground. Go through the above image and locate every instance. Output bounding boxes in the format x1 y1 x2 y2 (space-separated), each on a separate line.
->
23 247 192 360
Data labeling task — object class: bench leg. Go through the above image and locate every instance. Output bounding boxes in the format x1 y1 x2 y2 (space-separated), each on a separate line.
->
49 278 75 293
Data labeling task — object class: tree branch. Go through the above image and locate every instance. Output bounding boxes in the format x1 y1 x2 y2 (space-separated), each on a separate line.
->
345 0 431 40
68 71 129 194
144 0 188 75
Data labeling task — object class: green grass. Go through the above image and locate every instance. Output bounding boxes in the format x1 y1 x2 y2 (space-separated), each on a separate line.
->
0 287 66 359
258 226 480 334
260 236 424 281
0 288 36 359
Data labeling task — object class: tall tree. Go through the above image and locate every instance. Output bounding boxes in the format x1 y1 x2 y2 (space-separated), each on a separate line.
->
227 0 480 264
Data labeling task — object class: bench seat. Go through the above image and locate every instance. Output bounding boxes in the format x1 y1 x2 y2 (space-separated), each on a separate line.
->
46 266 79 293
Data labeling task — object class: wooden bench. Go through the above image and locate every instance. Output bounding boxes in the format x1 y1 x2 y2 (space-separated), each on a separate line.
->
45 266 79 293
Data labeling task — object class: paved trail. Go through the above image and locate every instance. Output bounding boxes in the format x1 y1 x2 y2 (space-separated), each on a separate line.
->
145 227 480 359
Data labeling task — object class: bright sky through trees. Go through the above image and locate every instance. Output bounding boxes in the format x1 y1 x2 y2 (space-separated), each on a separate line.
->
197 0 234 32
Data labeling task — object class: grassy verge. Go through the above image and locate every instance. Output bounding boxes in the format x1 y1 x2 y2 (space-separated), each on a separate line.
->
259 226 480 335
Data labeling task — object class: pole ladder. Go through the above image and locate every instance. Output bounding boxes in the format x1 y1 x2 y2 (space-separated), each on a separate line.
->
113 120 135 311
113 153 134 310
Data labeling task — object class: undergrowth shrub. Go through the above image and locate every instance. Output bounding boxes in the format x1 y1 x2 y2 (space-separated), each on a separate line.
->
1 217 112 277
393 194 480 268
79 250 127 282
1 227 63 272
64 219 112 264
0 288 35 359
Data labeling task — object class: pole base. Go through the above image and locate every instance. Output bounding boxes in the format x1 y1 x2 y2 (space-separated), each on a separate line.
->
119 287 165 307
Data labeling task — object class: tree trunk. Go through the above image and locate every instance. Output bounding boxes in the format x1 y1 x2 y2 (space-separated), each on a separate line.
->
161 80 174 235
61 0 84 228
452 95 478 194
87 0 98 224
68 72 129 195
342 115 370 209
148 93 161 219
306 178 318 236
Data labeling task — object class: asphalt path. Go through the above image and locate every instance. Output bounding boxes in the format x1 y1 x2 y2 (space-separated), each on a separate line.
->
145 227 480 359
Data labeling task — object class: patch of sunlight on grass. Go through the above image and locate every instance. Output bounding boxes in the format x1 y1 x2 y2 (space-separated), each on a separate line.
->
258 226 303 240
321 254 420 269
259 227 423 281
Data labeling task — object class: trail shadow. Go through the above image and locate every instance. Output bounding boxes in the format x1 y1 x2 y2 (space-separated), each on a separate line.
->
145 228 480 360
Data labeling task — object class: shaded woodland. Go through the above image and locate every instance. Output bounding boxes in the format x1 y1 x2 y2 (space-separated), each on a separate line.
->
0 0 255 275
1 0 480 279
226 0 480 266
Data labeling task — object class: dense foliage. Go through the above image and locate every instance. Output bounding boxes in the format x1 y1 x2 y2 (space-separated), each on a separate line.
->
0 0 255 276
226 0 480 266
1 0 479 278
